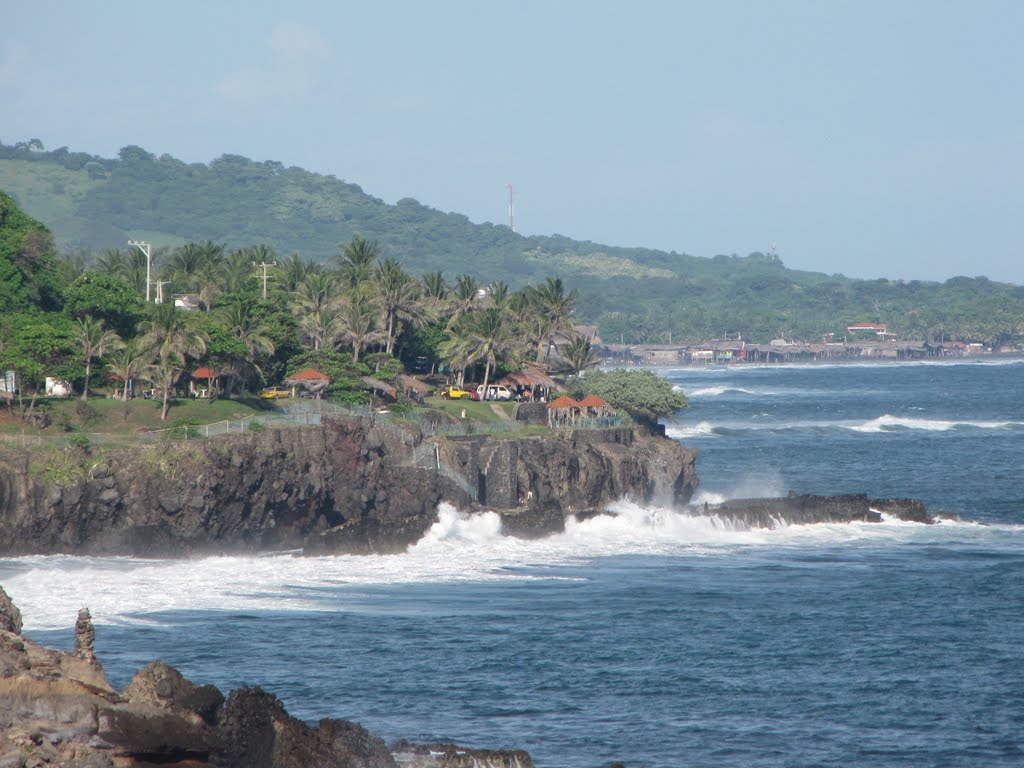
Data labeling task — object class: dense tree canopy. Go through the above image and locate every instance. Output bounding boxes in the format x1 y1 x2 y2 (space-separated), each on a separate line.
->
3 141 1024 345
566 369 687 424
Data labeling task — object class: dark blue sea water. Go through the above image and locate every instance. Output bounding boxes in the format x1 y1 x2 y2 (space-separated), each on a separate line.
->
3 360 1023 767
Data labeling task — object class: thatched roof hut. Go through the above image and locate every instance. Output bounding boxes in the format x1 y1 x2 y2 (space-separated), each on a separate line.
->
285 368 330 397
497 362 560 401
395 374 429 402
361 376 397 401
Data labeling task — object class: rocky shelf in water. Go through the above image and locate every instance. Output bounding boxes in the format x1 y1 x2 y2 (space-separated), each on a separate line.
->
692 493 944 527
0 586 532 768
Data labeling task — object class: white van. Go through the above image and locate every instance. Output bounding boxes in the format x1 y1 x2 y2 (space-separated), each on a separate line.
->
476 384 513 401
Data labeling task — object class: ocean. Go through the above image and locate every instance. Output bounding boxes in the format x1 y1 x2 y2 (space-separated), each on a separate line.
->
3 360 1023 767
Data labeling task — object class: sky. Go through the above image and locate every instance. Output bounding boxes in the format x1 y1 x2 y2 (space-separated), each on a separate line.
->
2 1 1022 284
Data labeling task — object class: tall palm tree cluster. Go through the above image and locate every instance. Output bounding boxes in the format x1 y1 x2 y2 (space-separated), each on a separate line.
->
79 235 595 418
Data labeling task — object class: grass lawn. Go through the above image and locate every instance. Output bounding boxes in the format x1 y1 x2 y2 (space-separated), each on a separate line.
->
424 396 515 424
0 395 282 438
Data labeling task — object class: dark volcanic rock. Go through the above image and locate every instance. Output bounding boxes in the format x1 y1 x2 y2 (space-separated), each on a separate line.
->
73 607 96 661
0 585 22 634
702 493 936 528
0 415 697 557
0 594 534 767
391 741 535 767
218 686 397 768
124 660 225 726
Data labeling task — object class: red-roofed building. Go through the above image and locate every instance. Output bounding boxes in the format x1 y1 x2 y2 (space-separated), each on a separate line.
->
285 368 331 398
577 394 614 418
190 367 221 398
547 395 581 428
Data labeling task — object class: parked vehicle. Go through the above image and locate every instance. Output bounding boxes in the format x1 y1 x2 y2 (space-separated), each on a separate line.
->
259 386 291 399
439 385 474 400
476 384 513 401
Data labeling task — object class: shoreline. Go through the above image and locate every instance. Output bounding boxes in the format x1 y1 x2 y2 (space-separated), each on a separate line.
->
606 351 1024 369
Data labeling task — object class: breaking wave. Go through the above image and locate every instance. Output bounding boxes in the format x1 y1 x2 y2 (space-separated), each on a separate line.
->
665 415 1024 439
849 414 1024 432
2 502 1019 632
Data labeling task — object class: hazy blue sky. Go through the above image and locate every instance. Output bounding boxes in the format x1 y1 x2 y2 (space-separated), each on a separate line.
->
3 1 1022 283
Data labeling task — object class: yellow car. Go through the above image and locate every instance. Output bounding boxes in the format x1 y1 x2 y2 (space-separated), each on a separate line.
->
259 386 291 399
439 385 475 400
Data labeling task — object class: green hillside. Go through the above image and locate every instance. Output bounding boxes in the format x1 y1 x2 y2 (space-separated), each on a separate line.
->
2 140 1023 345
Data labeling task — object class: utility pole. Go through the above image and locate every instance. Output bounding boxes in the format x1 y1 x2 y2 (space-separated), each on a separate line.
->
254 261 276 300
128 240 153 302
154 280 172 305
507 183 515 233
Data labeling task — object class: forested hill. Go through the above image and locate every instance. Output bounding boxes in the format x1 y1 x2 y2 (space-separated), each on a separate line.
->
2 139 1023 345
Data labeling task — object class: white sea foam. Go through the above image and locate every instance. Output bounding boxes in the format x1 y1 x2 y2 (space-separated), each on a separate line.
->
849 414 1024 432
664 415 1024 439
664 421 718 439
3 501 1020 632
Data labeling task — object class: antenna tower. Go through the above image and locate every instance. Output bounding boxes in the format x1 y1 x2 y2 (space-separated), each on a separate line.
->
507 183 515 233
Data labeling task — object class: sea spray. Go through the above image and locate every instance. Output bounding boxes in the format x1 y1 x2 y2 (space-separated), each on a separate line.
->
4 501 1019 632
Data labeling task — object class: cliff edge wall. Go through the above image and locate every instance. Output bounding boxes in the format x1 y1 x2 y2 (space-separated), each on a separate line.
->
0 416 699 557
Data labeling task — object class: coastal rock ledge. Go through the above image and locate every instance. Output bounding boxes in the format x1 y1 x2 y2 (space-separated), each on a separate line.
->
0 415 699 557
0 586 532 768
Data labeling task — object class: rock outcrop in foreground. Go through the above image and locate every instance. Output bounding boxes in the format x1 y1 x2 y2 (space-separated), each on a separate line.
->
0 415 699 557
0 586 532 768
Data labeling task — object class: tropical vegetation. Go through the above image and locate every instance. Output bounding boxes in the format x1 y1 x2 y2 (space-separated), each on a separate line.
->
0 191 591 422
3 140 1024 346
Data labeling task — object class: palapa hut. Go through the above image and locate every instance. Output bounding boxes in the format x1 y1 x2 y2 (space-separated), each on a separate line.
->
190 367 220 398
395 373 429 403
285 368 330 399
547 395 581 428
361 376 397 404
577 394 613 418
497 361 559 402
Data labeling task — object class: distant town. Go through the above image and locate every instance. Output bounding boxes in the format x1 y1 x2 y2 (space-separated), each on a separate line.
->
589 322 1013 366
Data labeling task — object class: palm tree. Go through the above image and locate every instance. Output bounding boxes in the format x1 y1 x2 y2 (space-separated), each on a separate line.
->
299 306 342 352
138 303 208 366
559 335 600 376
96 248 148 295
529 276 578 362
292 271 336 316
422 271 448 304
167 242 206 290
336 287 383 363
277 252 314 295
74 316 123 400
441 307 510 392
487 280 510 309
107 339 147 401
219 299 276 393
222 248 256 295
448 274 481 327
94 248 127 276
193 257 225 311
335 234 380 289
143 355 184 422
292 272 340 350
374 258 426 354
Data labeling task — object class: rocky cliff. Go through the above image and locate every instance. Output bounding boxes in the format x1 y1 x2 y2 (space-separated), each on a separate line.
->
0 586 532 767
0 415 700 557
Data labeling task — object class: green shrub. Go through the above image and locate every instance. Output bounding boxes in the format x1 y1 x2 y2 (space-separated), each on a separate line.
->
66 434 91 451
169 417 202 440
74 401 100 425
